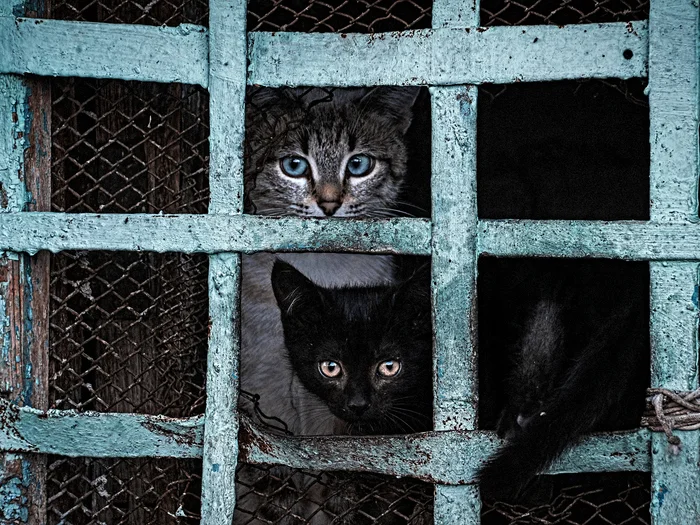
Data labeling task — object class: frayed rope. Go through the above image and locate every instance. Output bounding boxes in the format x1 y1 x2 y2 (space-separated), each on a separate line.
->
641 387 700 454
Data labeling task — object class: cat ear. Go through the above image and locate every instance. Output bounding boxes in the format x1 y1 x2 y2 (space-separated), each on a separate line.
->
359 87 421 134
390 263 432 330
271 260 323 318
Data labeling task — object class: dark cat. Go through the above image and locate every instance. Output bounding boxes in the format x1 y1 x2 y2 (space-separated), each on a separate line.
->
270 260 433 435
477 259 650 500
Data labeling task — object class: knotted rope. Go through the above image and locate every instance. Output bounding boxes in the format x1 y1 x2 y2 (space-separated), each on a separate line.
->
641 387 700 453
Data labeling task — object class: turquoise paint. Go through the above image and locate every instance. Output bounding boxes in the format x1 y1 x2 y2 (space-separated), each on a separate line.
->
0 213 432 255
0 476 27 521
248 22 647 87
693 285 699 309
2 17 648 88
657 483 668 507
0 17 209 87
200 2 247 523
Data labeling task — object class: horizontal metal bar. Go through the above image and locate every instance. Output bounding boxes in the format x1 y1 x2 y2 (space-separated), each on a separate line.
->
479 220 700 260
1 18 647 86
249 22 647 86
0 399 203 458
0 213 431 255
240 417 651 484
0 16 209 86
0 402 651 483
6 214 700 260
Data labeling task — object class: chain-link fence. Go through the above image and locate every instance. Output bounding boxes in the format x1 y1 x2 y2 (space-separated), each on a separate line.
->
45 0 652 523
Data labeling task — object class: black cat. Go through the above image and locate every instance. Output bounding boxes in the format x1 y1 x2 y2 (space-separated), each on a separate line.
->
271 259 433 435
477 259 650 500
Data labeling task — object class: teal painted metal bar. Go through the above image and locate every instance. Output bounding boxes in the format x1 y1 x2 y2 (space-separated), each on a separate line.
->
0 400 651 481
9 214 700 260
0 16 209 87
201 0 248 523
647 1 700 523
248 22 647 87
0 17 648 87
431 1 481 522
0 399 203 458
0 213 432 255
430 88 478 431
649 262 700 523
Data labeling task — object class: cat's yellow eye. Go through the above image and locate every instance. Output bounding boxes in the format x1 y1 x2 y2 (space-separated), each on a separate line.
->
377 360 401 377
319 360 343 378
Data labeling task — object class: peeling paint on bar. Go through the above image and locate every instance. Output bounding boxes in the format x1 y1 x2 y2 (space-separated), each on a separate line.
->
430 2 482 522
9 215 700 260
200 1 247 523
647 2 700 523
480 220 700 260
1 18 648 87
0 16 209 87
430 87 478 432
248 22 647 87
240 418 651 484
0 399 203 458
0 213 432 255
0 403 651 482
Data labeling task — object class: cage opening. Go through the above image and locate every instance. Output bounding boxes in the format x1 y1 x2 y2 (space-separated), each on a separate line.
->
477 79 650 220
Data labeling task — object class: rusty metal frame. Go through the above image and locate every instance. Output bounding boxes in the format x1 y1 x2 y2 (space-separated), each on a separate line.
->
1 0 699 523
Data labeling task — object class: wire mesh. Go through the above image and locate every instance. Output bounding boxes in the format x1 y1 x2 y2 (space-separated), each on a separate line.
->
49 76 210 523
47 457 202 525
235 464 433 524
43 1 655 525
481 473 651 525
48 0 649 28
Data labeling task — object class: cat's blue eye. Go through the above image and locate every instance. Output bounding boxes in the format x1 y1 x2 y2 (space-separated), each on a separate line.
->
346 154 375 177
319 360 343 378
377 359 401 378
280 156 310 178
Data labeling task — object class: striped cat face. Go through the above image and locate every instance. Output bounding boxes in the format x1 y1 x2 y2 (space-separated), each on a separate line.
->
245 87 419 217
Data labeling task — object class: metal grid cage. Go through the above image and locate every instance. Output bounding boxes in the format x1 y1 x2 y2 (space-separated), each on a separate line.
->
41 1 655 524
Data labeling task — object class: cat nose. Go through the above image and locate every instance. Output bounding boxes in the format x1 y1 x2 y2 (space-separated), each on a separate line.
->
318 201 341 216
347 395 370 415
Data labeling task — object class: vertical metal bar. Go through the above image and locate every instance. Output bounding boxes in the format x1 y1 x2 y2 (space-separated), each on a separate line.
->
431 1 480 523
200 1 247 524
0 1 50 522
648 1 700 523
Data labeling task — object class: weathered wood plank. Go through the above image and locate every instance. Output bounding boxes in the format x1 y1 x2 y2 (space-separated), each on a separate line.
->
0 402 651 482
249 22 647 87
1 18 647 87
0 213 432 254
0 16 209 87
1 4 50 516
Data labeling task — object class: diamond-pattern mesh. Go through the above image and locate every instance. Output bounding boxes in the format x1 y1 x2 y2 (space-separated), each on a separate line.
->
49 76 209 523
235 464 433 524
481 473 651 525
48 0 649 28
47 457 202 525
43 1 653 524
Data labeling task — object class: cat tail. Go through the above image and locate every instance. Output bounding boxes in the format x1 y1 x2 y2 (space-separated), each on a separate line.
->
476 336 617 501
